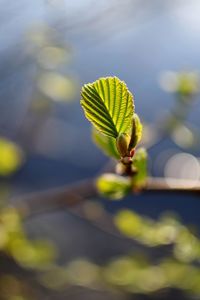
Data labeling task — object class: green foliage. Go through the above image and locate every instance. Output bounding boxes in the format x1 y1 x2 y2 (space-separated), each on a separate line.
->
132 148 148 189
81 77 147 200
177 72 199 97
114 209 200 264
128 113 143 150
40 254 200 296
81 77 134 138
160 71 200 99
92 127 120 159
0 137 24 176
0 207 55 269
96 173 131 200
38 209 200 296
38 72 76 102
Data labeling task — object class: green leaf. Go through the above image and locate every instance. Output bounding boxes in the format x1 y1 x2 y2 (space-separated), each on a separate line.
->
114 209 143 238
0 137 24 176
81 77 134 138
96 173 131 200
92 127 120 159
128 114 143 151
132 148 148 189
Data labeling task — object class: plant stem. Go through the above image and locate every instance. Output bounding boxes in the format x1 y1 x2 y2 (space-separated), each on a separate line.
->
146 177 200 193
12 176 200 219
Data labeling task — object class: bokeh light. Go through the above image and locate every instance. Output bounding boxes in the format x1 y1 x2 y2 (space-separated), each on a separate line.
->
164 152 200 187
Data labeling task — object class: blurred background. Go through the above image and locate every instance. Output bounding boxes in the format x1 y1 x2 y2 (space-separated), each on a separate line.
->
1 0 200 299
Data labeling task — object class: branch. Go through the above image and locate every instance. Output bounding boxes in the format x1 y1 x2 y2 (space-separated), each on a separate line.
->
146 177 200 193
12 176 200 219
13 179 97 218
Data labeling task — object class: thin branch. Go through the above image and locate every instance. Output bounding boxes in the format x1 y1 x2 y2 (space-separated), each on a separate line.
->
12 176 200 219
9 175 200 250
13 178 97 218
146 177 200 193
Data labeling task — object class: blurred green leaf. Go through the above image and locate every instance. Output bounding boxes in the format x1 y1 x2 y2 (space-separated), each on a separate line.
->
38 72 76 102
0 138 24 176
0 206 56 270
177 72 199 97
81 77 134 138
92 127 120 159
114 209 143 238
160 71 200 97
132 148 148 189
96 173 131 200
67 259 99 286
37 46 70 69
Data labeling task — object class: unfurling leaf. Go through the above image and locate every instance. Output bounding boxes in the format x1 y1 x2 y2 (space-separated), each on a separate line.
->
96 173 131 200
81 77 134 138
92 128 120 159
116 133 131 158
128 114 143 151
132 148 148 189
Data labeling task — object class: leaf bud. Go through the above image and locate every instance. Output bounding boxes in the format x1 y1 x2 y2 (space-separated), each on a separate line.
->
121 156 132 165
128 114 143 151
116 133 130 157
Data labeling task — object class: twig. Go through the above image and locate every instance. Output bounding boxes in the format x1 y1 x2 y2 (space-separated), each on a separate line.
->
13 178 97 218
12 176 200 219
146 177 200 193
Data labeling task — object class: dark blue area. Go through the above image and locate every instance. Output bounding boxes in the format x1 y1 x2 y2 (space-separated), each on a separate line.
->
103 192 200 228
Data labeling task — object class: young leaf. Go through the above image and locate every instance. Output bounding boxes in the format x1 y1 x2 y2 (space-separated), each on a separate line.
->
128 113 143 151
96 173 131 200
81 77 134 138
92 127 120 159
116 133 131 158
132 148 148 189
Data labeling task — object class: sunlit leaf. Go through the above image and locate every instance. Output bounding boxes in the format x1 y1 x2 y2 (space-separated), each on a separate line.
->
96 173 131 200
128 113 143 150
132 148 148 189
81 77 134 138
92 127 120 159
0 138 24 176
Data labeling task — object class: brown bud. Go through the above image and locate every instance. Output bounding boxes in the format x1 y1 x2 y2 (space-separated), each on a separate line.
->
116 133 130 158
130 149 135 157
121 156 132 165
